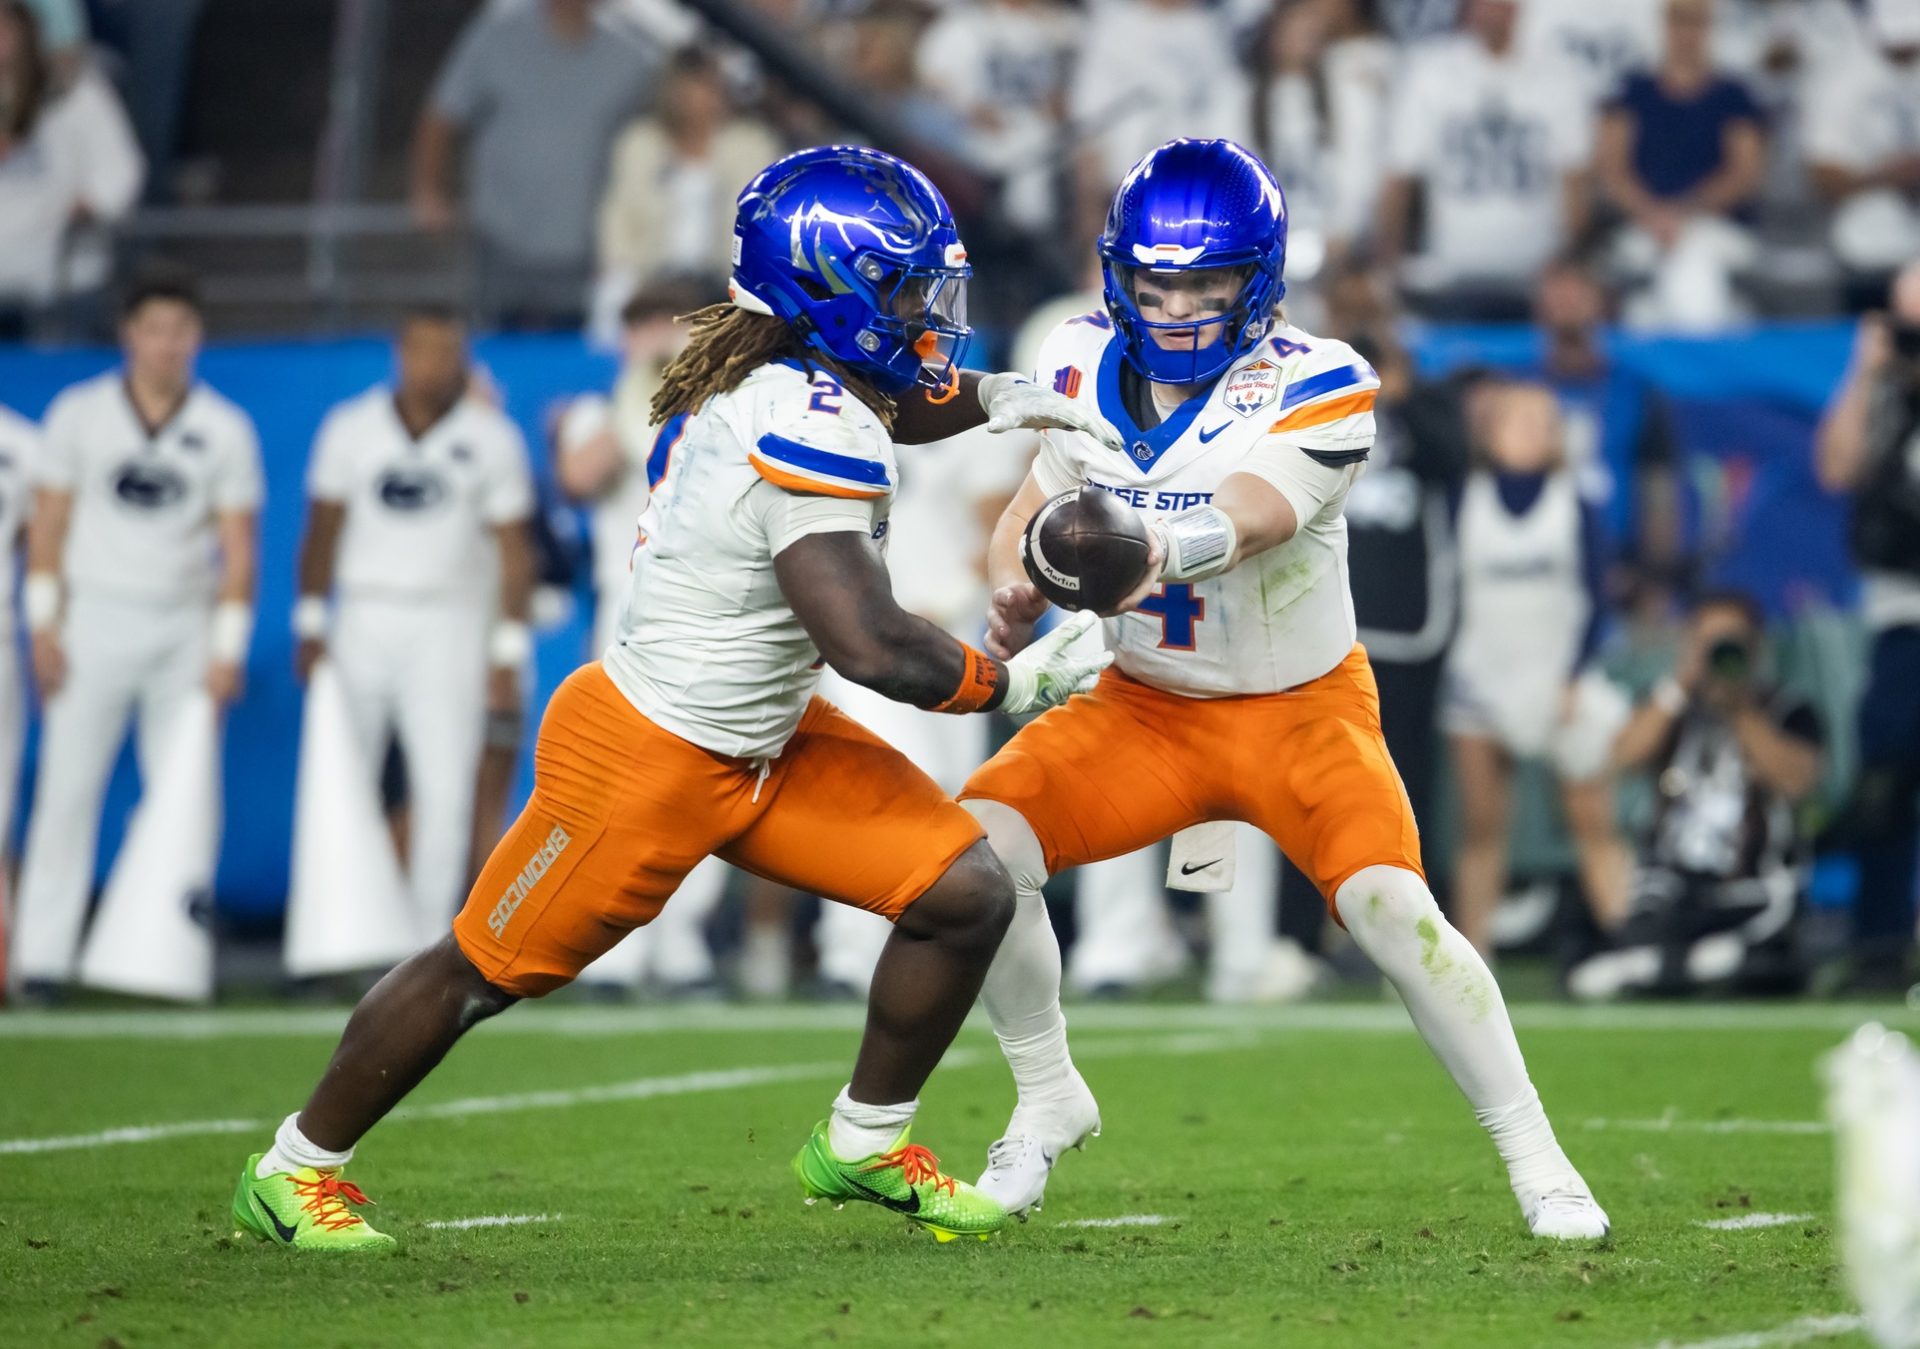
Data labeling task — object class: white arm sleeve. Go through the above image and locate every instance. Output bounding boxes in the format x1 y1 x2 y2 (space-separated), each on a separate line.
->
1233 439 1365 531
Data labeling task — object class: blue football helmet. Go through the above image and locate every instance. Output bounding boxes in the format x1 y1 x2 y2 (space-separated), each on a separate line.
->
730 145 971 395
1098 139 1288 386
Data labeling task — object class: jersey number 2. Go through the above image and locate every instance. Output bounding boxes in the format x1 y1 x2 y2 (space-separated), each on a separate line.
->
1137 583 1204 650
808 378 845 415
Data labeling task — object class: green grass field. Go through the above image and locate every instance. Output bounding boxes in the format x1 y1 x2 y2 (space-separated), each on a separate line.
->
0 999 1908 1348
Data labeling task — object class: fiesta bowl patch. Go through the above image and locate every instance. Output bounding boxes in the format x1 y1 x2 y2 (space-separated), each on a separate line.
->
1224 359 1280 417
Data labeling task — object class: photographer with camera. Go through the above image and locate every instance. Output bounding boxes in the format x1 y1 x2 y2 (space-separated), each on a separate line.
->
1816 259 1920 994
1567 591 1824 999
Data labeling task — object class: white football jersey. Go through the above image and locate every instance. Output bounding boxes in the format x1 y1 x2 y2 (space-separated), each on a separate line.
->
1030 315 1376 698
34 372 263 602
0 404 39 609
307 388 534 600
603 359 895 761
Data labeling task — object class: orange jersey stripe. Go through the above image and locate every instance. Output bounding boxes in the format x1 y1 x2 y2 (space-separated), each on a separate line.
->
1268 388 1378 435
748 452 889 500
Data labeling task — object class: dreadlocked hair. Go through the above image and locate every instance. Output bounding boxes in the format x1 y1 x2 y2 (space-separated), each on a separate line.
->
651 304 898 428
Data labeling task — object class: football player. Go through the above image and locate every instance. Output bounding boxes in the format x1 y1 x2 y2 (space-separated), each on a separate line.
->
230 146 1120 1249
962 139 1611 1239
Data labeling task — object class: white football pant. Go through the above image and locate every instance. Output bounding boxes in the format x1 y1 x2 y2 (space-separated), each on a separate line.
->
329 596 486 932
11 591 214 984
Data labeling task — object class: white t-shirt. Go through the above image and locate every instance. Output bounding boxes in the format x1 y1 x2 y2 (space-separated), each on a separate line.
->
0 405 41 612
35 372 262 603
0 69 145 302
604 360 897 760
1068 0 1251 190
1029 314 1374 697
1258 36 1394 249
1519 0 1665 101
1803 43 1920 173
307 388 534 601
1389 36 1594 281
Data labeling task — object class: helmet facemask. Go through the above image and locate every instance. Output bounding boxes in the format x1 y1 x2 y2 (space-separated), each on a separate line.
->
1101 258 1277 386
854 257 972 394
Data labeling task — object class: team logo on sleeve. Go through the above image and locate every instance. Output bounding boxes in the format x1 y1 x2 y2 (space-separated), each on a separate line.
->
1052 366 1083 398
376 467 449 511
1223 359 1280 418
112 461 189 510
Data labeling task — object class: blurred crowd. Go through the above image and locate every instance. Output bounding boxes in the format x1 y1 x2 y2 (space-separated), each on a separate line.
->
0 0 1918 1007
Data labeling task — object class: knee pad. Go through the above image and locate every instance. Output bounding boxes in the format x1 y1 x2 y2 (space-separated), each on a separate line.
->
961 798 1049 895
1334 865 1441 936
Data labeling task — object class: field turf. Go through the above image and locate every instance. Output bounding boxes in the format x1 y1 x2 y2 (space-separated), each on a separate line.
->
0 999 1908 1348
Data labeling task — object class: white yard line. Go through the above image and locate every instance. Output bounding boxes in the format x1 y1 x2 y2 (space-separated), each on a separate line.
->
423 1212 560 1231
1 1001 1910 1040
1696 1212 1816 1231
1059 1214 1175 1228
0 1032 1256 1160
1643 1313 1867 1349
1585 1117 1831 1136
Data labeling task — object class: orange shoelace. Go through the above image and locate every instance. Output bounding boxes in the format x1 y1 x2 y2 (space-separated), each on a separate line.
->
290 1170 376 1232
865 1144 957 1197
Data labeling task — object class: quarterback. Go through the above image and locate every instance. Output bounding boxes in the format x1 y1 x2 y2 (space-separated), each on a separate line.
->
230 146 1116 1250
964 139 1610 1240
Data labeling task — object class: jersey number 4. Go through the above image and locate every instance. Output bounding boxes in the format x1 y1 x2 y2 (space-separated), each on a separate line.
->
1137 583 1204 650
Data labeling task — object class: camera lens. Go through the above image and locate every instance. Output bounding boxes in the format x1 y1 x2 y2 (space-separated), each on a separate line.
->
1707 638 1750 680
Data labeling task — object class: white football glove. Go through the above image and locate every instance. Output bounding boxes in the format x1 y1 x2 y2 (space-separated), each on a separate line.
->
979 372 1125 454
999 610 1113 715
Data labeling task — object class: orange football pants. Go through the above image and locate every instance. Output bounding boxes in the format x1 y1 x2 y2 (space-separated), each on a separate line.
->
454 663 983 996
960 644 1423 907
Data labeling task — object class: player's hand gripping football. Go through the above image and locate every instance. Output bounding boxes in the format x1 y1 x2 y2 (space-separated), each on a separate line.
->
978 372 1125 453
998 610 1112 715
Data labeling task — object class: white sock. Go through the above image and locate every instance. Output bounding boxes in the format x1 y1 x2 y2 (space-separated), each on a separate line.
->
828 1087 916 1160
1335 866 1574 1191
968 801 1079 1111
257 1112 353 1178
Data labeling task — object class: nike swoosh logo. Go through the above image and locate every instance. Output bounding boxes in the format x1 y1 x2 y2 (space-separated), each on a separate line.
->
846 1177 921 1215
255 1191 300 1243
1179 859 1223 876
1197 424 1229 443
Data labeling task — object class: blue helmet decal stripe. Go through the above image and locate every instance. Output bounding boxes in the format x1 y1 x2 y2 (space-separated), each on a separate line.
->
1275 364 1372 412
752 431 892 489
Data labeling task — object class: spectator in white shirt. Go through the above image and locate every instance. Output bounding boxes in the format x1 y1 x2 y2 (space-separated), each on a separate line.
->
1520 0 1667 102
1377 0 1595 318
0 0 143 336
1068 0 1250 244
1803 0 1920 284
593 47 779 344
1249 0 1395 280
915 0 1080 235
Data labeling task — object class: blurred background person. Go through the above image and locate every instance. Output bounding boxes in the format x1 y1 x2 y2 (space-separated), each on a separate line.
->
0 399 39 889
1068 0 1249 245
292 307 535 933
1815 260 1920 994
1377 0 1595 320
554 278 723 996
1803 0 1920 303
1248 0 1394 282
10 271 260 1000
1518 0 1664 102
592 47 778 346
1596 0 1768 331
0 0 143 340
1571 588 1823 998
412 0 656 331
1523 257 1687 622
1442 382 1633 956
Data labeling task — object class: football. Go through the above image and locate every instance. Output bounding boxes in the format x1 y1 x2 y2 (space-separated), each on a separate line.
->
1019 486 1154 612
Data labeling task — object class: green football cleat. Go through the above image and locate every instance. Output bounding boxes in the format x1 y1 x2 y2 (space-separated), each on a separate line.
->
231 1153 396 1251
792 1120 1007 1242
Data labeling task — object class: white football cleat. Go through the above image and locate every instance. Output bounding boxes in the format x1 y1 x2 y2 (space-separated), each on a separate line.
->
1519 1175 1611 1239
976 1072 1102 1220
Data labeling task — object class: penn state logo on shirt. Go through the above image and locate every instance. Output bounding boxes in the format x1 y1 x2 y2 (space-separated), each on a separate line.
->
376 466 449 512
1223 359 1280 417
112 460 189 510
